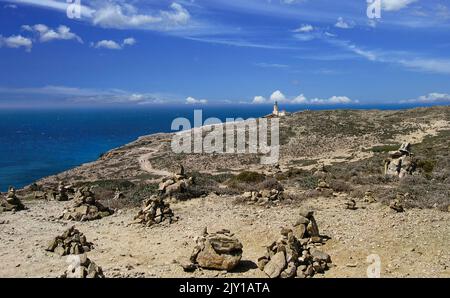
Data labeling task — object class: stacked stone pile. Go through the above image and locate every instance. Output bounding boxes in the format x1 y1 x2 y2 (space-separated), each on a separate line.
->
133 195 178 226
315 179 330 191
0 187 26 212
61 254 105 278
258 208 332 278
158 165 194 198
60 187 114 221
183 228 243 272
46 226 94 256
384 143 417 178
242 189 285 205
47 182 75 202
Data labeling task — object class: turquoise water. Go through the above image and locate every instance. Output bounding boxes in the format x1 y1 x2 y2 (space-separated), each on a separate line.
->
0 103 445 191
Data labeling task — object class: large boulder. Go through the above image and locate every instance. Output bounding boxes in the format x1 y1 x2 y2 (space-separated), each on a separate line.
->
187 228 243 272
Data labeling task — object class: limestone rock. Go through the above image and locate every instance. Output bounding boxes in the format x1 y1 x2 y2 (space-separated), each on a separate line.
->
384 143 417 178
189 228 243 272
263 251 286 278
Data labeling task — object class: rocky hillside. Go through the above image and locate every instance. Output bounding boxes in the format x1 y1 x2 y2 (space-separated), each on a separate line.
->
1 106 449 278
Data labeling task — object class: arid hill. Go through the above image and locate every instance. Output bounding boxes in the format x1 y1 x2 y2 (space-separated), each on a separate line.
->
1 106 449 278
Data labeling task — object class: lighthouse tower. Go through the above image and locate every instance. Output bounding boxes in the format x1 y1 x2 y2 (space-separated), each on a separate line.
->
273 101 280 116
272 101 286 117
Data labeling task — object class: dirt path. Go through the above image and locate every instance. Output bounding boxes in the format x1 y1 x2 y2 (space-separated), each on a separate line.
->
0 195 448 278
137 146 172 177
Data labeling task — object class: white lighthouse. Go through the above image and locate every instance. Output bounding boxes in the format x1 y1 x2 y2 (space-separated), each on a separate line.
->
272 101 286 117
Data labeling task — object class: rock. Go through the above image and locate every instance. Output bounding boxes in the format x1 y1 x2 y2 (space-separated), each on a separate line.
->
133 196 177 227
263 251 286 278
0 187 26 212
310 248 331 263
46 226 93 256
257 212 331 278
294 215 310 226
59 187 113 221
298 208 314 219
62 254 104 278
345 199 357 210
190 228 243 271
306 217 320 238
243 192 252 199
390 200 404 212
280 262 296 278
257 257 269 270
384 143 416 178
180 259 197 272
293 224 306 240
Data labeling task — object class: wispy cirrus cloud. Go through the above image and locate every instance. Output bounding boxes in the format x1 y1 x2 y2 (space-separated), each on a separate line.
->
0 85 175 105
400 92 450 103
325 37 450 75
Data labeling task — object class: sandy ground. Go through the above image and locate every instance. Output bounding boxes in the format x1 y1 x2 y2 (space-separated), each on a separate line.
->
1 194 448 278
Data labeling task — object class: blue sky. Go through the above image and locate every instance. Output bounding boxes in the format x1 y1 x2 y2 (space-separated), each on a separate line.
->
0 0 450 107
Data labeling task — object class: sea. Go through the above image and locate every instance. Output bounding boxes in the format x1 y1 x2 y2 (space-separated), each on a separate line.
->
0 103 445 191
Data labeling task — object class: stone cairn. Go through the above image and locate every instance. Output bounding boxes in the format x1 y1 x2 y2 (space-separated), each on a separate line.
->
363 190 376 203
46 226 94 256
158 165 194 198
242 189 285 206
61 253 105 278
345 199 357 210
0 187 26 212
316 179 330 191
258 208 332 278
133 195 178 227
384 143 416 178
60 186 114 221
183 228 243 272
47 182 75 202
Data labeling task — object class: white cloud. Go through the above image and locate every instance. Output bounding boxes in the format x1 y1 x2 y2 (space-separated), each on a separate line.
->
270 90 287 102
92 2 190 30
0 34 32 51
92 37 137 50
22 24 83 43
93 40 122 50
186 96 207 104
4 4 17 9
291 94 307 103
335 17 354 29
400 92 450 103
122 37 136 46
252 96 268 104
293 24 314 33
252 90 357 105
382 0 417 12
